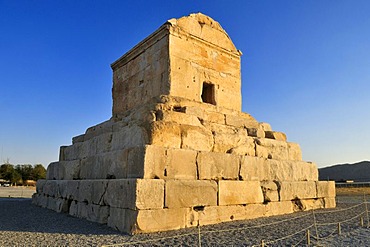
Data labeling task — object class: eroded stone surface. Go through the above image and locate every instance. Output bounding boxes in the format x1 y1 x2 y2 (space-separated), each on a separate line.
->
33 12 335 234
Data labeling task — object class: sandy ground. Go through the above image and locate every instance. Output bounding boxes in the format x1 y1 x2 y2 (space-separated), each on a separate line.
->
0 188 369 246
336 187 370 196
0 186 36 198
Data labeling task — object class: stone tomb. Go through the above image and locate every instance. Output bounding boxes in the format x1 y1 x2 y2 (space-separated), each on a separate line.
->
32 13 335 234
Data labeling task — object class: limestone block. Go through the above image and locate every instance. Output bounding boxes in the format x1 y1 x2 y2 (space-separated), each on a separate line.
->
77 201 89 219
95 132 113 154
290 161 318 181
149 121 181 148
197 152 240 180
79 156 97 179
181 125 213 151
31 193 39 205
267 159 294 181
183 106 205 119
72 134 84 144
43 180 58 197
218 181 264 205
134 179 164 210
165 180 217 208
59 146 66 161
81 150 129 180
240 156 269 181
111 125 149 151
85 120 114 140
127 146 167 179
225 113 259 128
99 149 129 179
91 180 109 205
245 203 267 220
157 110 202 126
84 138 97 157
32 193 44 207
265 131 287 141
255 143 270 159
264 201 294 216
108 207 188 234
228 137 255 156
208 123 255 155
127 147 146 178
324 198 336 208
212 124 252 153
316 181 336 198
130 104 157 124
65 180 80 201
130 208 188 233
69 200 78 217
56 180 68 198
77 180 93 203
132 145 198 179
62 142 88 161
279 181 317 201
107 207 127 232
247 127 265 138
46 196 58 211
55 198 69 213
165 148 197 179
104 179 164 210
255 138 288 160
197 205 247 226
46 162 59 180
241 158 309 182
287 142 302 161
138 145 167 179
38 194 49 208
294 198 325 211
59 160 80 180
112 120 129 132
202 111 225 124
36 179 46 194
259 122 272 131
261 181 279 202
87 204 109 224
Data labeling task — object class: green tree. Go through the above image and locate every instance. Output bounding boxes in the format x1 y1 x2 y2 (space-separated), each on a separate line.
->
0 163 14 180
32 164 46 180
0 163 22 184
15 164 33 181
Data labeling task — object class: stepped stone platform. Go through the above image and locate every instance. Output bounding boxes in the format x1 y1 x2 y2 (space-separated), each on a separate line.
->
32 13 335 234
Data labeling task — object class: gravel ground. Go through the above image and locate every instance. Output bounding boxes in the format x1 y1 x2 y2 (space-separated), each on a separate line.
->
0 196 369 247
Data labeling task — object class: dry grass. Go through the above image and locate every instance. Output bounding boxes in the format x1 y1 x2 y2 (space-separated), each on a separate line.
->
336 186 370 196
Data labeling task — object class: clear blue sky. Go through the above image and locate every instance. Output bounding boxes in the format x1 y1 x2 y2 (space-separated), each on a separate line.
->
1 1 369 168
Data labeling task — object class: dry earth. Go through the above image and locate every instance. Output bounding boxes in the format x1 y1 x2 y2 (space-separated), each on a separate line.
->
0 187 369 246
336 187 370 195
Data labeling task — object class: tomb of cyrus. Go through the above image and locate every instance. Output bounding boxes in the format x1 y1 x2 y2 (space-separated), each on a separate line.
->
33 13 335 234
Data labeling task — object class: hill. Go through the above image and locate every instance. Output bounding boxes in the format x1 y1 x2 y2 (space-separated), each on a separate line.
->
319 161 370 182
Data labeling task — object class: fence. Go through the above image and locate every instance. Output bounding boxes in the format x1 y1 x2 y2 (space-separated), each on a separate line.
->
102 196 369 247
336 182 370 188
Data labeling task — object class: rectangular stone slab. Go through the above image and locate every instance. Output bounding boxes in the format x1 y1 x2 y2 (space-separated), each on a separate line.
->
165 180 217 208
218 181 264 205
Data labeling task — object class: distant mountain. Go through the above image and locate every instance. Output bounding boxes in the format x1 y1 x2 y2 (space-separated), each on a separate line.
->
319 161 370 182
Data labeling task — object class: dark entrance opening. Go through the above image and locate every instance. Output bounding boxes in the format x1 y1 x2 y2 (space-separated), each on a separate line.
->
201 82 216 105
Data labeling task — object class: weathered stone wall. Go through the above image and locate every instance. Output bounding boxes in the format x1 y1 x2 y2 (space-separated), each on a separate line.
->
33 178 335 233
33 13 336 234
168 15 241 111
111 13 242 118
111 27 170 117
